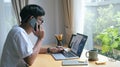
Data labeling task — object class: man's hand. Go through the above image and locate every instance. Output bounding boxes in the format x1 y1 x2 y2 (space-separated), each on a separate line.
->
49 46 64 53
33 23 45 40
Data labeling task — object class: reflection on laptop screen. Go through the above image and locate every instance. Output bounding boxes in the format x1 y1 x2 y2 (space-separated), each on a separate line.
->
71 35 83 54
71 33 88 57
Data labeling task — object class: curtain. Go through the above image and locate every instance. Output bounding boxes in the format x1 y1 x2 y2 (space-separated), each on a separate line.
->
11 0 28 24
62 0 93 50
62 0 73 44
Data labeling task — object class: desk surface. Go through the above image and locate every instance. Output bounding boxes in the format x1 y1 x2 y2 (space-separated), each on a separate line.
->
30 49 120 67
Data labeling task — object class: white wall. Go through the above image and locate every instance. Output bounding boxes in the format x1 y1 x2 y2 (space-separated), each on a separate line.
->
29 0 65 45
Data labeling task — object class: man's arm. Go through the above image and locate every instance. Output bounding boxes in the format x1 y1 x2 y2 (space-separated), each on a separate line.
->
39 46 64 54
24 39 42 66
24 25 44 66
39 47 50 54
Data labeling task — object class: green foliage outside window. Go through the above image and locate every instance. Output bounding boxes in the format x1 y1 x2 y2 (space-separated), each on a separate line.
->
94 4 120 53
95 26 120 53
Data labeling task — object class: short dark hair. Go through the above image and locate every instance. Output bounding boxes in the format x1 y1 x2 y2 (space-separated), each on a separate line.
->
20 4 45 23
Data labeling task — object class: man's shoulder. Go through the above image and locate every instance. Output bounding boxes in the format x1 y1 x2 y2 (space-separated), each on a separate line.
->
11 25 24 33
8 25 25 37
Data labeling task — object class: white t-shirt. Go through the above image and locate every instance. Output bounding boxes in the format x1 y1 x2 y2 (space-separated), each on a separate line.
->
0 25 34 67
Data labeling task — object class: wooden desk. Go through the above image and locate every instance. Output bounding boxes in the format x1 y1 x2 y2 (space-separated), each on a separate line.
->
30 49 120 67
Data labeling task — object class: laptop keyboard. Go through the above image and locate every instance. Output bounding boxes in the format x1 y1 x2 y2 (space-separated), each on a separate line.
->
63 51 76 57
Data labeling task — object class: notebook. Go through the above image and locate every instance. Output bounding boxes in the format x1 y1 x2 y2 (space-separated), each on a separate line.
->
51 33 88 60
62 59 88 66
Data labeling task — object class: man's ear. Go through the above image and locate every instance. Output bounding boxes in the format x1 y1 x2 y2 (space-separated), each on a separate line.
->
30 16 34 19
27 16 34 22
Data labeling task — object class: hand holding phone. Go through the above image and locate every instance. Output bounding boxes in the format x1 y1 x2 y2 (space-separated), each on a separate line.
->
29 17 45 40
35 26 45 40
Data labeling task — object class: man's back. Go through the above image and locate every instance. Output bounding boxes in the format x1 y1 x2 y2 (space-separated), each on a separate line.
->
0 26 33 67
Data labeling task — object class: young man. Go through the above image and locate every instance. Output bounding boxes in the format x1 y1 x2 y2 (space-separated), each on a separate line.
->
0 4 63 67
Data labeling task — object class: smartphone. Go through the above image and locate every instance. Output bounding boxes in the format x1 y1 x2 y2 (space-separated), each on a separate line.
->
29 17 37 31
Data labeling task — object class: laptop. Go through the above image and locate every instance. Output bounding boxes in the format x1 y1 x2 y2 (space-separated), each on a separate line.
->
51 33 88 60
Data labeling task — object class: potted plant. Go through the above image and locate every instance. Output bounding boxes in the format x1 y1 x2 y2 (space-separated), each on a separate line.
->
94 26 120 58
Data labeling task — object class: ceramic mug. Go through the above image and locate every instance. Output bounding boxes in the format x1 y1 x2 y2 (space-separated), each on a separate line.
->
86 50 98 61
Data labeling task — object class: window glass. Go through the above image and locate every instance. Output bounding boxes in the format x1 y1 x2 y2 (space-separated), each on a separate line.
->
84 0 120 60
0 0 17 61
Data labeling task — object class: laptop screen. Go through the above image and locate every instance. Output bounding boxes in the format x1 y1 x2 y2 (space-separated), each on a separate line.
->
71 33 88 57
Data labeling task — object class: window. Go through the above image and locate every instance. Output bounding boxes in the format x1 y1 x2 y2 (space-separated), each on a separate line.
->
0 0 17 61
4 0 11 2
83 0 120 60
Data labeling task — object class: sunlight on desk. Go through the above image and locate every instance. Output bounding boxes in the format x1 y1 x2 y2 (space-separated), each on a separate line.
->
30 54 87 67
30 48 120 67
